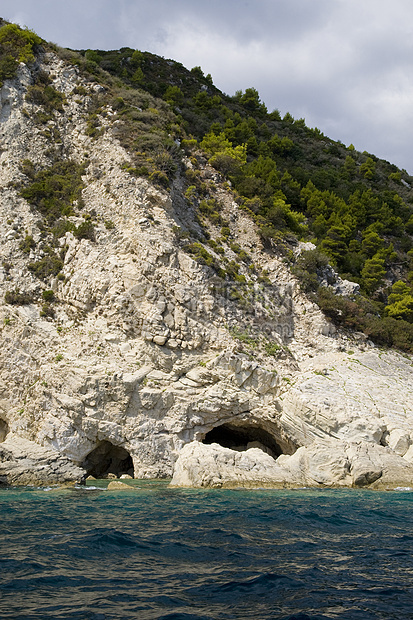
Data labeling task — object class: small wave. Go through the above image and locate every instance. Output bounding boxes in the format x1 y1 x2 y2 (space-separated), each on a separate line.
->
157 615 212 620
394 486 413 491
0 558 46 575
74 485 105 491
48 527 157 559
279 614 330 620
157 614 212 620
218 572 302 594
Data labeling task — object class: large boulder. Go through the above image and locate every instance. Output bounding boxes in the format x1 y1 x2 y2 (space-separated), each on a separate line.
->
0 436 85 486
170 440 413 489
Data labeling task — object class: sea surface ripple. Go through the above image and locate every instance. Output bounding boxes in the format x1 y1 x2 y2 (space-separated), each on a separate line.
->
0 482 412 619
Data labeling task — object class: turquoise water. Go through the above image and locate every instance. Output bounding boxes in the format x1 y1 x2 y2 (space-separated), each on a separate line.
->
0 482 412 619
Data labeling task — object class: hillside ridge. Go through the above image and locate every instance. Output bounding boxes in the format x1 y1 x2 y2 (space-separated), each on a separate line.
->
0 22 413 488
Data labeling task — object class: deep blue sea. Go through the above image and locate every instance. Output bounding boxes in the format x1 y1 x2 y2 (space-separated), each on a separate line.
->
0 481 412 620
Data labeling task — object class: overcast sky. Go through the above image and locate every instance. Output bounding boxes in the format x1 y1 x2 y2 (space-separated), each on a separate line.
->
2 0 413 173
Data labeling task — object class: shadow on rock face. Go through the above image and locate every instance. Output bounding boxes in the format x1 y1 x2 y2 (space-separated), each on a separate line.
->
81 440 134 478
0 419 9 443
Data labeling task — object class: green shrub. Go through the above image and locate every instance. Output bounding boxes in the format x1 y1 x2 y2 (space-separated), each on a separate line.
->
264 342 281 357
362 316 413 352
5 289 35 305
20 160 85 224
42 289 55 302
20 159 35 179
26 84 66 112
199 199 223 225
181 139 198 153
19 234 36 254
221 226 230 238
0 23 41 85
51 219 75 240
84 49 102 64
28 255 63 280
40 302 55 318
230 326 258 348
0 54 18 84
186 242 215 266
172 225 190 240
85 114 103 137
74 219 95 241
292 249 330 292
149 170 170 188
316 287 361 329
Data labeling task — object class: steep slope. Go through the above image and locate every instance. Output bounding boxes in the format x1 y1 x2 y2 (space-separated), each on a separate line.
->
0 26 413 488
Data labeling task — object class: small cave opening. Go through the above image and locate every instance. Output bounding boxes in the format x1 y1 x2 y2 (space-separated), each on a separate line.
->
203 423 288 460
0 419 9 443
81 441 134 479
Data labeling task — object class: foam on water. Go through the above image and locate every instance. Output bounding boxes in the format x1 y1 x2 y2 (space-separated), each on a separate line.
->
0 483 412 619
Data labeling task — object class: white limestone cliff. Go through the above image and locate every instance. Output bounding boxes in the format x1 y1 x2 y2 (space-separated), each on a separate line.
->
0 52 412 488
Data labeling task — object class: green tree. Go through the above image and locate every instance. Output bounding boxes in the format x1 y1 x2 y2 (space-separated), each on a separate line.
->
360 157 376 179
190 65 204 79
385 281 413 322
131 50 143 68
200 131 247 175
361 230 384 257
318 224 350 264
84 49 101 64
344 155 357 177
236 87 267 114
164 85 184 105
131 67 144 83
361 254 386 292
0 23 41 63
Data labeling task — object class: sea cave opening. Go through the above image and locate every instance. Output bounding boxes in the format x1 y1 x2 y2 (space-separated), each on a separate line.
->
81 440 134 478
202 423 288 460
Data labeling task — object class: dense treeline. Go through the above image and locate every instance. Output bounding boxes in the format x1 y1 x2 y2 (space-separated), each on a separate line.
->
76 46 413 349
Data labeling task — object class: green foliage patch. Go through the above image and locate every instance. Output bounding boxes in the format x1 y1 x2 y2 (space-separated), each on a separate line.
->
28 255 63 280
26 83 66 113
5 288 35 305
0 22 41 85
20 160 85 224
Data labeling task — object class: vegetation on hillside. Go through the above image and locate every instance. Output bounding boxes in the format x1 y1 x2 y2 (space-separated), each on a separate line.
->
0 20 41 86
69 46 413 349
1 21 413 350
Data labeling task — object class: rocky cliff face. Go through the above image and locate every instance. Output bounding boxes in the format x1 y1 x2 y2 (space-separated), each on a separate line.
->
1 51 413 488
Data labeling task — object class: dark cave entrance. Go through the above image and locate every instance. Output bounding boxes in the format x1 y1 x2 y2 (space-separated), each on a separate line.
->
82 441 134 478
202 423 287 460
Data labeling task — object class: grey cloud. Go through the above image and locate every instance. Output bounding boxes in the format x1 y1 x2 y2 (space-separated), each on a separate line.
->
1 0 413 171
118 0 332 47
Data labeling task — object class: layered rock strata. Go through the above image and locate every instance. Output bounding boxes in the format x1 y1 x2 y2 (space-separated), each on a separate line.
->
0 53 412 488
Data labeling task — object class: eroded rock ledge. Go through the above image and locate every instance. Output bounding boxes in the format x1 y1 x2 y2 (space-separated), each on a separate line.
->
0 437 85 487
170 440 413 490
